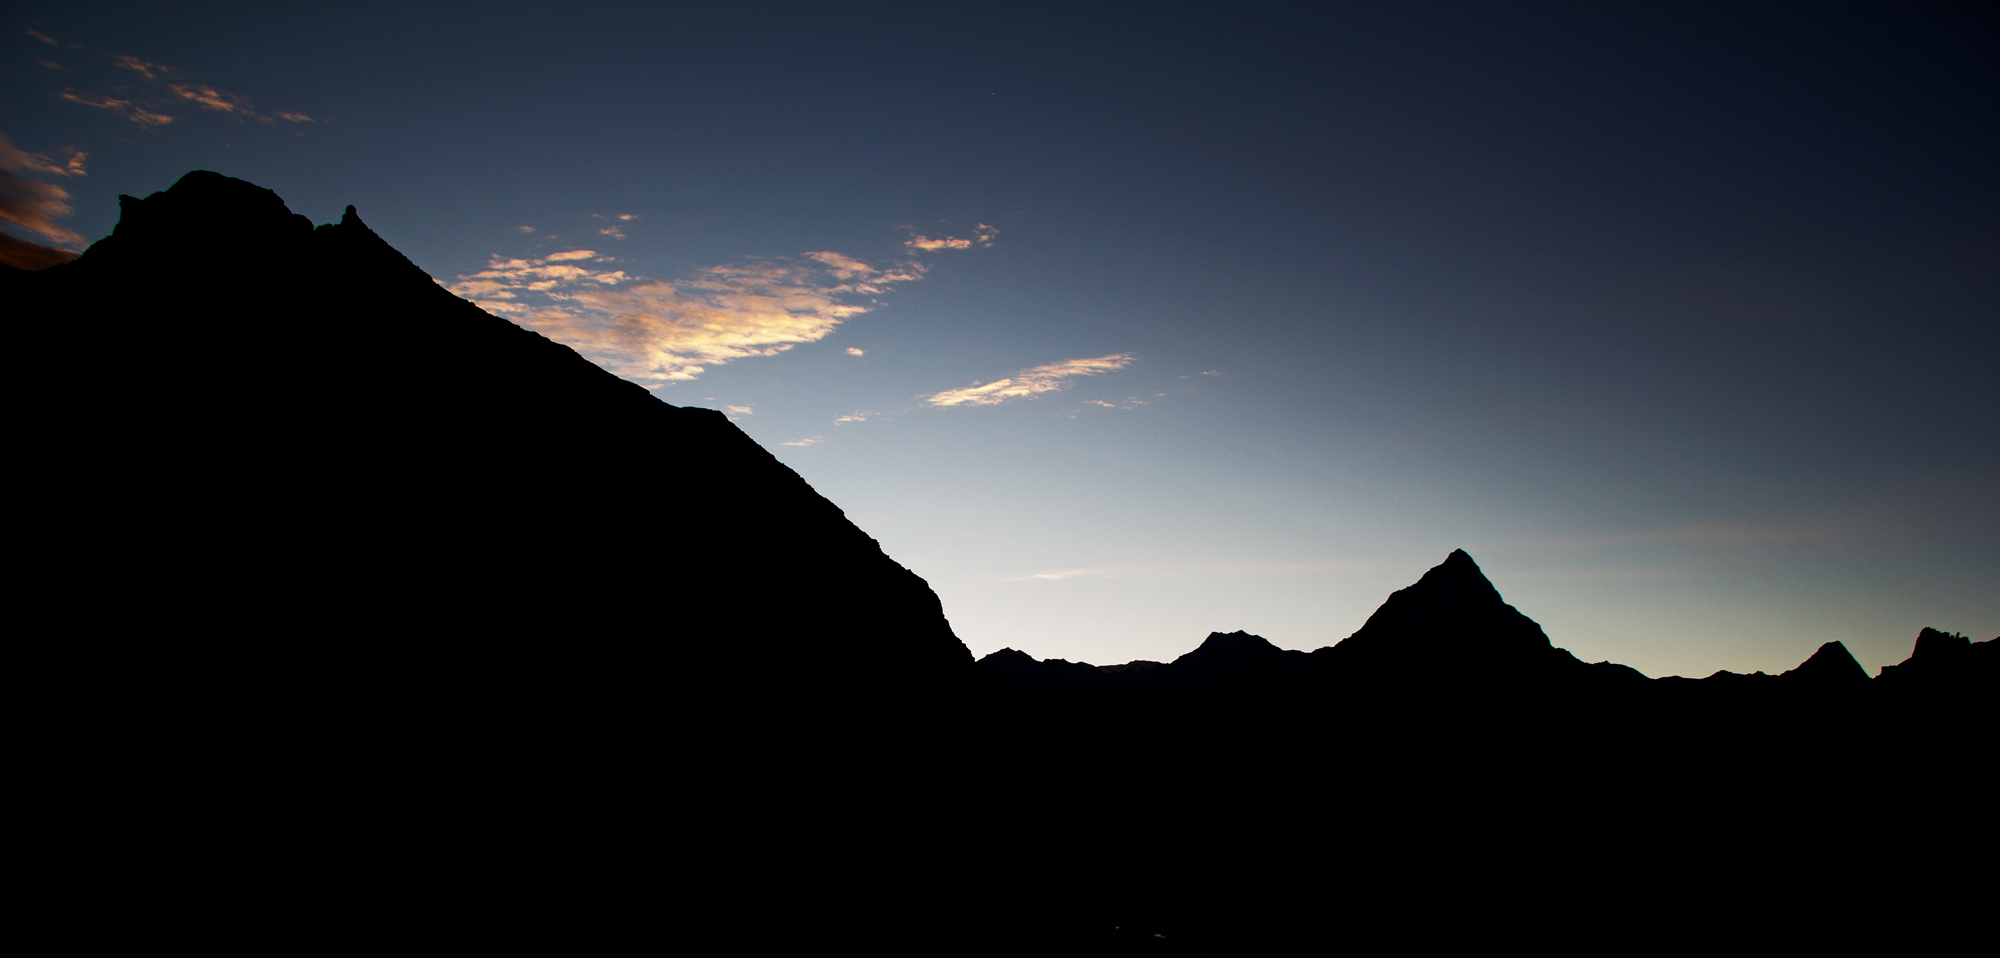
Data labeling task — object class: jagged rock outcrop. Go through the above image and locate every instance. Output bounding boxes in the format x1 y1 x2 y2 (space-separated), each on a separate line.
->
1876 627 1997 693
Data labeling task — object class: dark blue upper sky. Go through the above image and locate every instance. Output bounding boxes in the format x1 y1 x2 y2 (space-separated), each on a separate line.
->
6 2 1993 674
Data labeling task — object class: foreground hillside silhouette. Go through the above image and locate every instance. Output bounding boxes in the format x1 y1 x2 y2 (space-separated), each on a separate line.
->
10 173 1988 953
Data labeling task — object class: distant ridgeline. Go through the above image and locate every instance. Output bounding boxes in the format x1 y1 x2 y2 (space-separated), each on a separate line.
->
980 549 1993 701
9 173 1987 952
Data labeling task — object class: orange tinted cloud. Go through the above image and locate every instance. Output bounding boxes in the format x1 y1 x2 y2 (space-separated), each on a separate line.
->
905 223 999 253
60 92 173 126
58 48 311 126
0 133 85 246
925 354 1138 407
451 249 920 385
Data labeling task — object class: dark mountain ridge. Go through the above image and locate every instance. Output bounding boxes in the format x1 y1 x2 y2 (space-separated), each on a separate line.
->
11 171 974 730
12 172 1988 953
979 548 1979 702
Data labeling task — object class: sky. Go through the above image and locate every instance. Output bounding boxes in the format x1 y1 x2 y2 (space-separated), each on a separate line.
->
4 2 1993 678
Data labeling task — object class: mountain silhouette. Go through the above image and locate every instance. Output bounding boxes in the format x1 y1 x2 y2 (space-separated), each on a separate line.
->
12 171 973 735
13 172 1988 953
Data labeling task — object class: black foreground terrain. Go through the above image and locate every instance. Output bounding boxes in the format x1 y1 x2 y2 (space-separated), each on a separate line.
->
10 173 1989 953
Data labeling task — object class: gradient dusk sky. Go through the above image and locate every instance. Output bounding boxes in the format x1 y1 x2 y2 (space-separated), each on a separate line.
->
5 2 1993 677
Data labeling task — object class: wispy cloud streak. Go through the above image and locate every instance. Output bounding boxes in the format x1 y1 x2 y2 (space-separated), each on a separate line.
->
0 132 86 246
41 40 313 127
926 354 1137 407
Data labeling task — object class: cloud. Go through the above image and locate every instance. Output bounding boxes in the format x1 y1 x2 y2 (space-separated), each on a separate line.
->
0 134 85 246
51 47 310 127
0 230 80 270
1026 569 1104 581
169 83 255 114
925 353 1137 407
723 404 754 418
0 172 81 246
592 213 634 239
846 347 865 356
833 411 878 423
60 92 173 126
905 223 999 253
781 436 827 447
450 248 925 384
37 58 67 71
27 29 61 45
0 135 85 178
115 55 171 82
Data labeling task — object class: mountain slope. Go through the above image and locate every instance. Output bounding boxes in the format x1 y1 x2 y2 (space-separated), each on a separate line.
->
13 171 973 717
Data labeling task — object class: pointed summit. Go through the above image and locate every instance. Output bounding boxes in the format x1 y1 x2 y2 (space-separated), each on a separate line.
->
1780 641 1870 685
1325 549 1583 682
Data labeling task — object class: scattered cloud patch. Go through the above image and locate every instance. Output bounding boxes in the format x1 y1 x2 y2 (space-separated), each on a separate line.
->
46 43 312 128
723 404 754 418
1028 569 1099 580
450 248 925 385
60 92 173 126
0 230 79 270
169 83 255 114
517 225 536 233
925 353 1137 407
780 436 827 447
0 135 85 178
0 133 85 246
37 58 67 71
592 213 634 239
905 222 999 253
846 347 865 356
833 411 878 423
114 55 170 82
